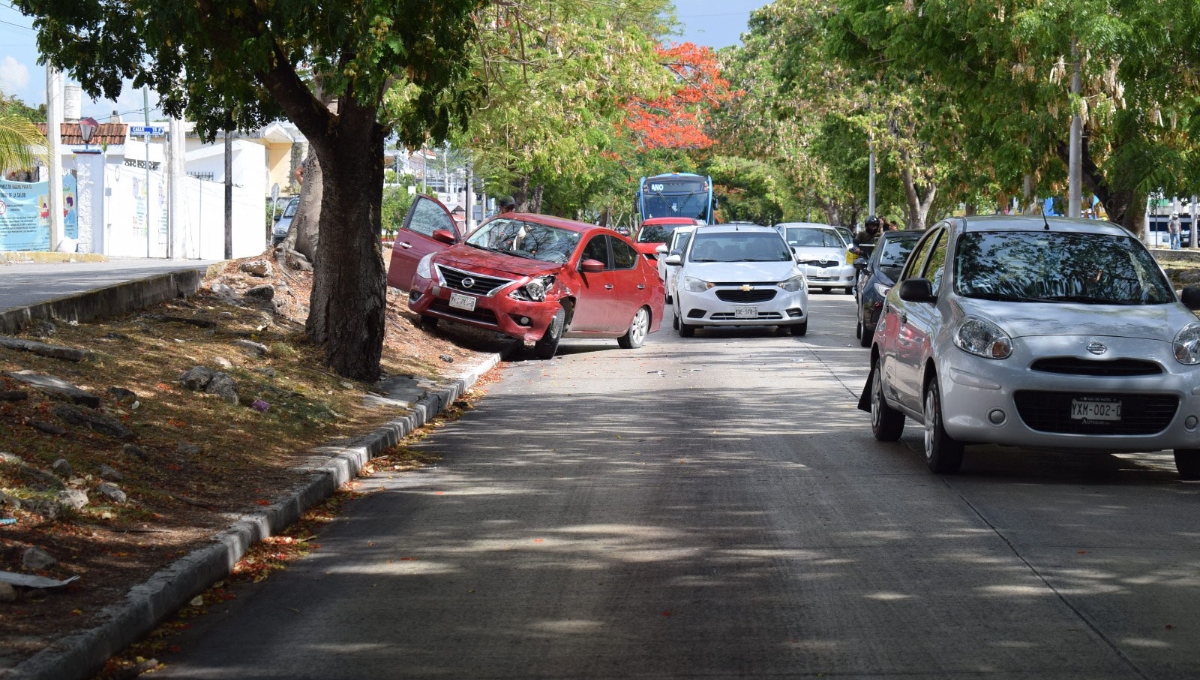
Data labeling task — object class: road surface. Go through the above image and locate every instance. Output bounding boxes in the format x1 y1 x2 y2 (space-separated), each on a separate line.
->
155 294 1200 679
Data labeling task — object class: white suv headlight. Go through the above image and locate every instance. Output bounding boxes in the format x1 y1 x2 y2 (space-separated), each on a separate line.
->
416 254 434 280
1174 323 1200 364
777 275 806 292
684 276 713 293
954 317 1012 359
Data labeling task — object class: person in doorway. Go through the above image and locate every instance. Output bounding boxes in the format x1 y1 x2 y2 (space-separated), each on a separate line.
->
498 196 517 214
1169 213 1182 250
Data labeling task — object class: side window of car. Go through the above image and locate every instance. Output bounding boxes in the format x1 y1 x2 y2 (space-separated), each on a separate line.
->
611 238 638 269
405 196 454 238
902 229 941 281
581 235 612 269
924 230 950 295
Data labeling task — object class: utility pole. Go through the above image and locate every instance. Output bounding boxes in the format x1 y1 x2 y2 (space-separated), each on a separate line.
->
1191 196 1198 248
46 67 64 252
867 142 876 218
224 128 233 259
143 87 153 257
465 165 476 232
168 117 185 258
1067 38 1083 218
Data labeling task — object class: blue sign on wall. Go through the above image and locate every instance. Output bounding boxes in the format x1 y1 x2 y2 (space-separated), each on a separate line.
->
0 175 77 251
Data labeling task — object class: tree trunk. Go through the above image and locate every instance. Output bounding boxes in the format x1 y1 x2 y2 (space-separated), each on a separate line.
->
1056 131 1144 233
284 151 323 262
513 175 531 211
899 164 937 230
304 102 387 381
530 184 544 214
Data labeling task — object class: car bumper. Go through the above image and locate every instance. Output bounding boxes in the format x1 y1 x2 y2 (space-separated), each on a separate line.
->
938 335 1200 452
677 286 808 326
407 274 557 343
800 264 854 286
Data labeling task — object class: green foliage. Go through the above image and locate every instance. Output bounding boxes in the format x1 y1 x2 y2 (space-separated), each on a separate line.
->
381 187 414 236
0 113 46 174
706 155 799 225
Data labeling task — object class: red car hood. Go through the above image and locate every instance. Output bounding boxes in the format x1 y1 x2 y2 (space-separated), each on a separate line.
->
434 244 559 279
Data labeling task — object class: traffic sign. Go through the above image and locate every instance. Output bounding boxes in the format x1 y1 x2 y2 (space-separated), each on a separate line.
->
129 125 165 136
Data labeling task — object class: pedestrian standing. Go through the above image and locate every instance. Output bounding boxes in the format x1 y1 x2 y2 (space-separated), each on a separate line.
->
1169 213 1182 250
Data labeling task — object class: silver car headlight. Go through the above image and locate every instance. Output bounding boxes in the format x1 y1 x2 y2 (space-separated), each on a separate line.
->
777 275 806 292
684 276 713 293
416 254 434 280
873 282 891 297
954 317 1013 360
1173 323 1200 364
510 275 554 302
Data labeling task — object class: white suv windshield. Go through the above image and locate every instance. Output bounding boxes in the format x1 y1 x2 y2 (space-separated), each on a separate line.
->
688 232 792 263
954 231 1174 305
785 228 842 248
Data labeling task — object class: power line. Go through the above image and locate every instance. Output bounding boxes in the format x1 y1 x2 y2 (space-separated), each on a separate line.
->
0 17 33 31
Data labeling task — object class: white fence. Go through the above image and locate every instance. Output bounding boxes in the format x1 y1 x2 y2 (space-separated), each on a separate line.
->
99 164 264 260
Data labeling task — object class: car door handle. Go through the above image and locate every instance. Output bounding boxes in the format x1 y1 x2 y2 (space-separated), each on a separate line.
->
900 313 907 325
605 284 614 290
398 242 413 249
637 284 645 289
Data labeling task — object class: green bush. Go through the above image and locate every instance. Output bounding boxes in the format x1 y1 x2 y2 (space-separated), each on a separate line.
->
381 186 414 238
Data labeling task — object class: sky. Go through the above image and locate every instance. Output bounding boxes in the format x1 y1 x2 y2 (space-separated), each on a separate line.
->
0 0 767 123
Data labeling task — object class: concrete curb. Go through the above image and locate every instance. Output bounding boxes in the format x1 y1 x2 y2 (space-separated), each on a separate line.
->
0 253 109 264
2 351 503 680
0 268 207 335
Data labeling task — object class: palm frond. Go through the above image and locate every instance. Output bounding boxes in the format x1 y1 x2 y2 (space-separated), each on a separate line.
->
0 114 48 174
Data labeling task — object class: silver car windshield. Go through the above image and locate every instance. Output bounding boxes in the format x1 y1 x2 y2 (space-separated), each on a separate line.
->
785 228 843 248
954 231 1174 305
689 232 792 263
466 218 581 264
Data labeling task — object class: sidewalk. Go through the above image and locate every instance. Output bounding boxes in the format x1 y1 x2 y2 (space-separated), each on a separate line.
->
0 258 219 335
0 259 216 313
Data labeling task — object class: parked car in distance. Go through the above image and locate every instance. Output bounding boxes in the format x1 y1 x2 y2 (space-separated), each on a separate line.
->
855 230 923 346
863 215 1200 479
635 217 705 260
656 226 699 300
776 223 855 294
665 224 809 337
397 195 665 359
272 197 299 246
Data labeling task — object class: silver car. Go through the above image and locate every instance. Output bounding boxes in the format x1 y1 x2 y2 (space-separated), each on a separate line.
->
860 215 1200 479
776 222 855 294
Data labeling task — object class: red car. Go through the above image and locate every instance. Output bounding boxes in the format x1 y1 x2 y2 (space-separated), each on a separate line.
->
633 217 706 259
388 196 665 359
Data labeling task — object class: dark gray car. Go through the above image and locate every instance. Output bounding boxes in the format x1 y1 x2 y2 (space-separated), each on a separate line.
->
854 230 922 346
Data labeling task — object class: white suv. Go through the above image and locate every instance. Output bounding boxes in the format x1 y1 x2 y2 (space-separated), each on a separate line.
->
665 224 809 337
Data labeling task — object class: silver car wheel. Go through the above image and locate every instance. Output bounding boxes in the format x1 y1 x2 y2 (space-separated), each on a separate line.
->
924 390 937 461
871 366 883 429
631 308 649 345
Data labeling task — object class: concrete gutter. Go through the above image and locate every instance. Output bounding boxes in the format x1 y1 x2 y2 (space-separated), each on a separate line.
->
0 266 220 335
1 351 503 680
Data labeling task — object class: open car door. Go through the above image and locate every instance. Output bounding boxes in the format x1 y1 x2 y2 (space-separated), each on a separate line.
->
387 195 462 292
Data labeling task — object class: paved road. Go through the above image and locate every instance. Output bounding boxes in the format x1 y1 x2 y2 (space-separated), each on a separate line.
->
156 294 1200 679
0 259 214 312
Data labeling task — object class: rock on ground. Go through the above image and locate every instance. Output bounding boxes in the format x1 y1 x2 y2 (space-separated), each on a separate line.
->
5 371 100 407
56 489 88 511
239 260 274 277
234 339 269 356
243 285 275 302
180 366 216 391
213 356 233 370
21 547 56 570
0 582 14 602
52 403 136 439
122 443 148 460
96 483 127 504
98 464 123 482
205 372 239 404
51 459 73 478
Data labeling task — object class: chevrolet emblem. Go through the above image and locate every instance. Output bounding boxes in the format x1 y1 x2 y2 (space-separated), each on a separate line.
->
741 285 752 292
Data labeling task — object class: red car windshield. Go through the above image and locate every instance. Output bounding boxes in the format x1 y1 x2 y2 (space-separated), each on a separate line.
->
466 218 582 265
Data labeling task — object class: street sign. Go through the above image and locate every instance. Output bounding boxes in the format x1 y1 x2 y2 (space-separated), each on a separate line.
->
129 125 165 136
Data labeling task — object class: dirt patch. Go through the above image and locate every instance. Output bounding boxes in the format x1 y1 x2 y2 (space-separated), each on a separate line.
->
0 250 507 669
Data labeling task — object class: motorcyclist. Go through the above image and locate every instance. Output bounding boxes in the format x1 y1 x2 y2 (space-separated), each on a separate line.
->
853 216 882 253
